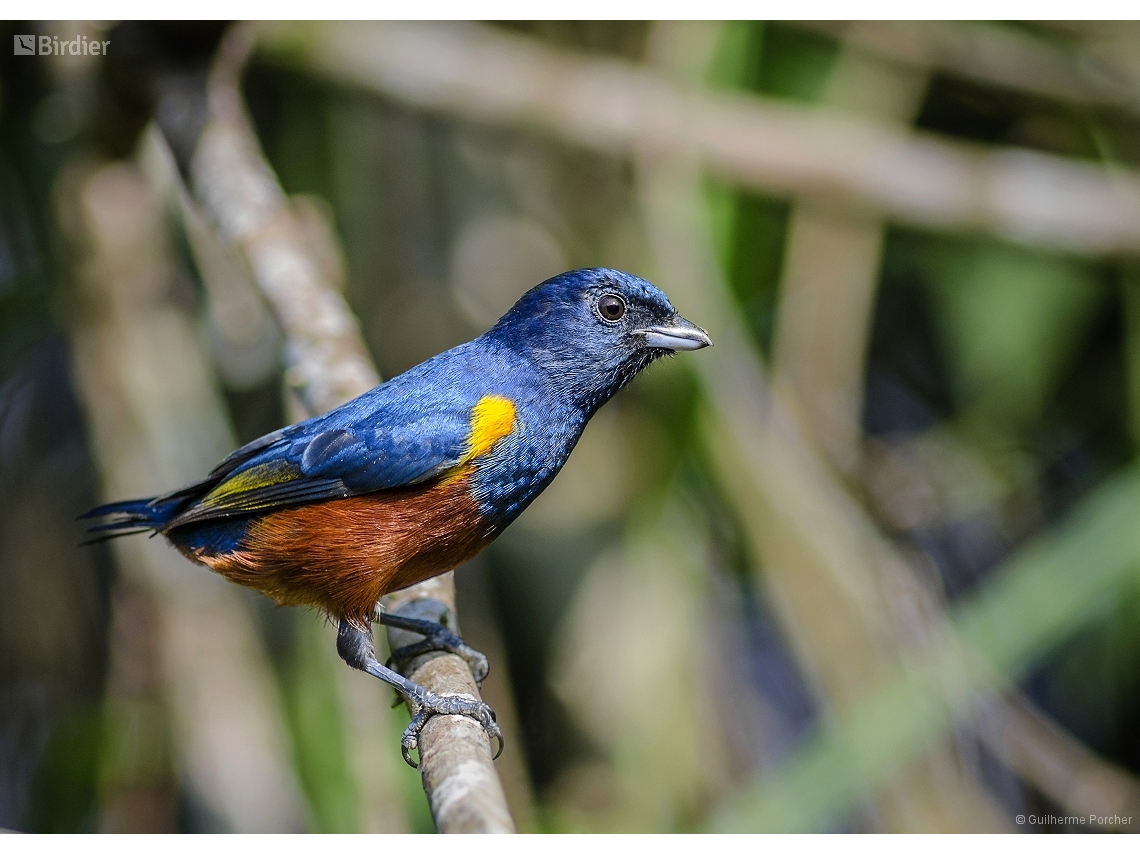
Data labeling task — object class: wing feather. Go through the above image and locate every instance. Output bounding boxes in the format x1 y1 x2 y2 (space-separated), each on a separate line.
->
165 414 473 529
169 474 350 526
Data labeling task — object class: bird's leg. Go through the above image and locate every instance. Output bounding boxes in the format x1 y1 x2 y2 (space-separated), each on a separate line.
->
336 618 502 768
374 609 490 685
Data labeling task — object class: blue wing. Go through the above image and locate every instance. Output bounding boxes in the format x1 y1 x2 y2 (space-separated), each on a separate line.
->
166 410 471 526
164 353 498 528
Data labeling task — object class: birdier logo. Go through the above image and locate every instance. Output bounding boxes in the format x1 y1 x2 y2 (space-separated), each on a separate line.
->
13 34 110 56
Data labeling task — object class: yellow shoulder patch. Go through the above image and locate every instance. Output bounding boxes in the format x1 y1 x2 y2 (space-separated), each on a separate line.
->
465 395 517 460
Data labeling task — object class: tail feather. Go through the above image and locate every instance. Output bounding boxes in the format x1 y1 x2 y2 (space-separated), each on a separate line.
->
78 497 160 520
85 519 153 533
80 495 187 543
80 431 293 546
80 528 159 546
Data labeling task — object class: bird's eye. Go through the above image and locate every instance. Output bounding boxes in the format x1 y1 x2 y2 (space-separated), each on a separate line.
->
597 294 626 322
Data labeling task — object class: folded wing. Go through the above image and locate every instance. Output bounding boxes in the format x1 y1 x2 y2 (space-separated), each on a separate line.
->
164 409 473 528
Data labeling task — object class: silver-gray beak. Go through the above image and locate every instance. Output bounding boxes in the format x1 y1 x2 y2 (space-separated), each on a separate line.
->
636 316 712 351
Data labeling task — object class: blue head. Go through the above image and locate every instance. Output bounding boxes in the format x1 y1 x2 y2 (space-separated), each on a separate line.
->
483 268 711 414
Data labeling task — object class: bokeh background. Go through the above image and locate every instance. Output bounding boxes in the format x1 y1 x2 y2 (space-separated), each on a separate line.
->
4 19 1140 833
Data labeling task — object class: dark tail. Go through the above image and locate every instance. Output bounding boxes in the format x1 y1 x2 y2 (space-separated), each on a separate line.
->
80 496 186 545
80 432 291 545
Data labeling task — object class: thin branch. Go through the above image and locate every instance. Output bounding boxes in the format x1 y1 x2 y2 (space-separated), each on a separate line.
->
258 21 1140 255
170 23 514 833
196 25 378 417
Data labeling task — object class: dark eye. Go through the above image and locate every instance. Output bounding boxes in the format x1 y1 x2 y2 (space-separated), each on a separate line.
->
598 294 626 322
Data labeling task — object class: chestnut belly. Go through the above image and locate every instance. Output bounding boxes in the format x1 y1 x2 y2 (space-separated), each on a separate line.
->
183 473 495 626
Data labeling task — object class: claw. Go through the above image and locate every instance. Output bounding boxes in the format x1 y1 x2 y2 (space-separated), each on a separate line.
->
399 692 504 769
401 708 432 767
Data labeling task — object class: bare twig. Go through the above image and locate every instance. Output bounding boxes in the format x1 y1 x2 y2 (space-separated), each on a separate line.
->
195 25 378 417
770 44 928 476
140 127 416 833
258 21 1140 255
177 23 513 832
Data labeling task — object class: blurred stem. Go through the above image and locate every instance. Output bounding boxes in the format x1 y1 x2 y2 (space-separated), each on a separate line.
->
974 691 1140 826
280 617 361 832
547 493 738 829
771 45 929 476
766 43 1006 833
1085 120 1140 454
96 579 177 831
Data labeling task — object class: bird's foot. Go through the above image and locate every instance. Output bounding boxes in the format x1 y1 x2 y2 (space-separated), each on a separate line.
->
336 617 503 769
401 690 503 768
377 612 489 685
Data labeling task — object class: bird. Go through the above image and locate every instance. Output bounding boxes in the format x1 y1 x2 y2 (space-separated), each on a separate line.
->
83 268 711 765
